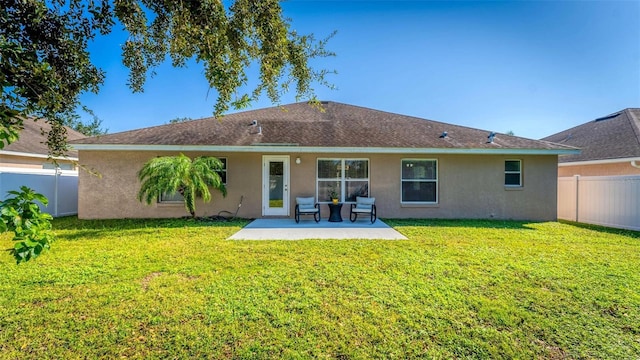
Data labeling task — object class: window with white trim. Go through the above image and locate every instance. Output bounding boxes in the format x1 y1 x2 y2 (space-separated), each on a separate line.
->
317 159 369 202
159 191 184 203
159 157 227 203
217 157 227 184
504 160 522 187
401 159 437 203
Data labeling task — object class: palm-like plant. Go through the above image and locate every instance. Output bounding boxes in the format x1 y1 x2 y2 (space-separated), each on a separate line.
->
137 154 227 218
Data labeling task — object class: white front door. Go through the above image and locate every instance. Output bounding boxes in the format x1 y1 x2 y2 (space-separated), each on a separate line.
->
262 155 290 216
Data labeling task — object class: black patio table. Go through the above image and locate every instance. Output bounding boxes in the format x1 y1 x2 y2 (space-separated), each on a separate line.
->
327 203 343 222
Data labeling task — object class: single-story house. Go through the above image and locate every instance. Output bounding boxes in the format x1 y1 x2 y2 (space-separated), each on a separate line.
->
0 118 85 170
71 101 578 221
541 108 640 176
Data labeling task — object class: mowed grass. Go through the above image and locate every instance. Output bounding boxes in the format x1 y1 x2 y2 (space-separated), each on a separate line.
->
0 218 638 359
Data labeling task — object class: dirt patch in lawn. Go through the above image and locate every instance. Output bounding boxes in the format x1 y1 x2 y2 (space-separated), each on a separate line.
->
140 272 164 291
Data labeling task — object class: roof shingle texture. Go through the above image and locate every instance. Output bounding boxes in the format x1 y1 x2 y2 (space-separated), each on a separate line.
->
4 118 86 157
542 108 640 163
73 102 574 150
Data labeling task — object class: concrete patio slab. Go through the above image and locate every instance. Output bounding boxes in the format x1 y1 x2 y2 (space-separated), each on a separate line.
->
228 218 407 240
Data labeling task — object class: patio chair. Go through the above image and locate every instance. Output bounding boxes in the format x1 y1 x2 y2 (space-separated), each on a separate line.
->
295 196 320 223
350 196 376 223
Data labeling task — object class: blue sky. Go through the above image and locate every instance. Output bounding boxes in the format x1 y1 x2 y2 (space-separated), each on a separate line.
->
80 1 640 139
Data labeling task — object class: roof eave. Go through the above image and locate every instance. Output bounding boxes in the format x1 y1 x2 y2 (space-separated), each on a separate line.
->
558 156 640 167
0 150 79 161
71 144 580 156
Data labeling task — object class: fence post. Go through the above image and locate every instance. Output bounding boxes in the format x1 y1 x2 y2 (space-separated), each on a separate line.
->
54 167 60 217
574 175 580 222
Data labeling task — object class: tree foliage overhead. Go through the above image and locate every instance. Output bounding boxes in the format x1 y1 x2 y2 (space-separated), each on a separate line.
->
67 107 108 136
1 0 334 156
168 116 193 124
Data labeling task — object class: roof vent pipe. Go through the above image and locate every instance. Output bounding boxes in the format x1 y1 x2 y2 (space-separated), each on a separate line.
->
487 132 496 143
248 120 261 135
631 160 640 169
440 131 448 138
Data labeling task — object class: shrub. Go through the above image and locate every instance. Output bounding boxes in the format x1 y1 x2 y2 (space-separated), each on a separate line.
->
0 186 54 264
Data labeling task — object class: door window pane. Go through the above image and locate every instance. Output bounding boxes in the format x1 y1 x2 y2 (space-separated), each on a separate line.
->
269 161 284 208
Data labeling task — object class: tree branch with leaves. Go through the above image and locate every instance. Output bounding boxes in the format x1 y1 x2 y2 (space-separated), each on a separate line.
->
1 0 335 157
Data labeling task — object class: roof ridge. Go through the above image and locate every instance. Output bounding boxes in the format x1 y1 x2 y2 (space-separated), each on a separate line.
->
325 102 513 136
541 108 639 140
535 138 580 150
623 109 640 147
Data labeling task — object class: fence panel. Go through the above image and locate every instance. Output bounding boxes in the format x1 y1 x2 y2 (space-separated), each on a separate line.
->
0 168 78 217
558 175 640 231
558 177 578 221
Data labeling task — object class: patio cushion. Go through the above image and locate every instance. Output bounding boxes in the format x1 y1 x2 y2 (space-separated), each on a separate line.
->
353 196 375 212
296 197 319 212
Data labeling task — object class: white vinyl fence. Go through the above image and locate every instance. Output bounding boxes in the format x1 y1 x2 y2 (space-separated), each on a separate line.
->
558 175 640 231
0 167 78 217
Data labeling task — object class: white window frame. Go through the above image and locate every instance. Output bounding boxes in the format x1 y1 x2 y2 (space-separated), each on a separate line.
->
401 158 438 204
316 158 369 203
159 157 227 203
217 157 228 185
159 191 184 203
504 159 522 187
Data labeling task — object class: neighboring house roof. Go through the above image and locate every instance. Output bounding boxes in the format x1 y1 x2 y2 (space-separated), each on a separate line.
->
72 101 577 155
2 118 86 159
541 108 640 163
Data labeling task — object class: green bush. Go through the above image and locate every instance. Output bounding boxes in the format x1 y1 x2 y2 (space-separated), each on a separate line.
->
0 186 54 264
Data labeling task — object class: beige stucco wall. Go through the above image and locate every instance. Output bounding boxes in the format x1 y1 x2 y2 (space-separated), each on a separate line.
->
78 151 258 220
558 162 640 177
78 151 558 221
0 153 76 169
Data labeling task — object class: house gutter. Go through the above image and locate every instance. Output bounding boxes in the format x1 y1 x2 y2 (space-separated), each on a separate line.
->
0 150 78 161
70 144 580 156
558 157 640 167
0 167 78 175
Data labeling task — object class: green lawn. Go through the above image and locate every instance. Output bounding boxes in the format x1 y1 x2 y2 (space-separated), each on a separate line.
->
1 218 638 359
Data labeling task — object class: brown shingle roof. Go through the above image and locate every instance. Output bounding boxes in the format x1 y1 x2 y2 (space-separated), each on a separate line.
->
72 101 575 152
541 108 640 163
3 118 86 158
